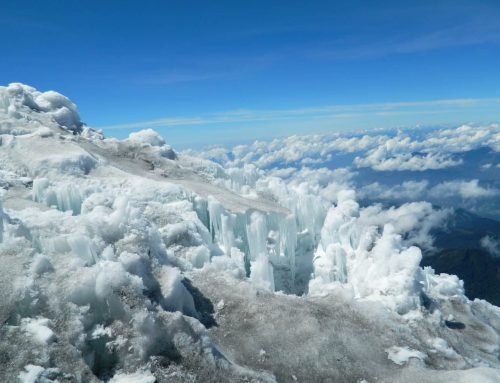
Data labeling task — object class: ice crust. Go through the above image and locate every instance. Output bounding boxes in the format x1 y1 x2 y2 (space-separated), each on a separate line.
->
1 84 499 382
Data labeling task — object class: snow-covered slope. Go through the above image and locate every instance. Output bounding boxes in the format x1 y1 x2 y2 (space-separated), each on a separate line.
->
1 83 499 382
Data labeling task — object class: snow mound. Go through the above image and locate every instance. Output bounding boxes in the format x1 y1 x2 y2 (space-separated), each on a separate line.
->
128 129 166 146
127 129 177 159
0 83 82 134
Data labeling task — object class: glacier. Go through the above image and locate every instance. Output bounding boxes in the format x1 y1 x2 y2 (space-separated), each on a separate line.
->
0 83 499 382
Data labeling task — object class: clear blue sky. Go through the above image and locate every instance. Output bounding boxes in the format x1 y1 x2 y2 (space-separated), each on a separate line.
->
2 0 500 148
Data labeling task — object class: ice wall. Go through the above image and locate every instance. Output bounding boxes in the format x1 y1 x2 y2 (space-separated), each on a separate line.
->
0 194 4 243
204 197 303 293
0 189 16 245
309 192 421 313
32 178 88 215
22 160 466 315
207 165 466 314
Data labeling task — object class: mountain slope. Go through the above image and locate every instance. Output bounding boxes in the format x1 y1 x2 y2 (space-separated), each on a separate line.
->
1 83 500 383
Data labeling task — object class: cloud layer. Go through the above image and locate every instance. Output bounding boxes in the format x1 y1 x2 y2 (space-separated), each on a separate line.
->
191 124 500 220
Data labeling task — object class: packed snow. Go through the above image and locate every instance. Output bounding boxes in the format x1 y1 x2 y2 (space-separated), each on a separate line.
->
1 83 500 382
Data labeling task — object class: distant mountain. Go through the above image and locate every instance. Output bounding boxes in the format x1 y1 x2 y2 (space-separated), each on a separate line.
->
431 208 500 250
423 209 500 305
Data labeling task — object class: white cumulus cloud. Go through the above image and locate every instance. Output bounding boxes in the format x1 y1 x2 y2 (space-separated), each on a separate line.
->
429 179 499 199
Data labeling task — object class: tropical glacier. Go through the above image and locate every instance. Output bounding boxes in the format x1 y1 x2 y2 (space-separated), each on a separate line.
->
1 83 500 382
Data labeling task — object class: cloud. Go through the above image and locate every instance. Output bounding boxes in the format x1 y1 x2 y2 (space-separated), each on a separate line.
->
352 133 462 172
96 99 500 132
353 125 500 172
358 181 429 201
195 124 500 176
480 236 500 257
133 54 282 87
354 150 462 172
357 202 451 251
429 180 499 199
425 124 500 152
306 15 500 61
137 71 228 85
358 178 499 210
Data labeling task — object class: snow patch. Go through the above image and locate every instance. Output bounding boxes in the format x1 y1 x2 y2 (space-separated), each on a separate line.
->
21 317 56 345
386 346 427 365
110 370 156 383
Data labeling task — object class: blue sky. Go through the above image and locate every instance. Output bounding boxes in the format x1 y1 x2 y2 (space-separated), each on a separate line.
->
1 0 500 148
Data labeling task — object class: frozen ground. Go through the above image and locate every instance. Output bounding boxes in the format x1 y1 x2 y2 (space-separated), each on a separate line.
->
0 83 499 382
191 269 500 383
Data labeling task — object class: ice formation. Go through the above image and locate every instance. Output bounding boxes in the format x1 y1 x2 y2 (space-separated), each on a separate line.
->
1 84 500 382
